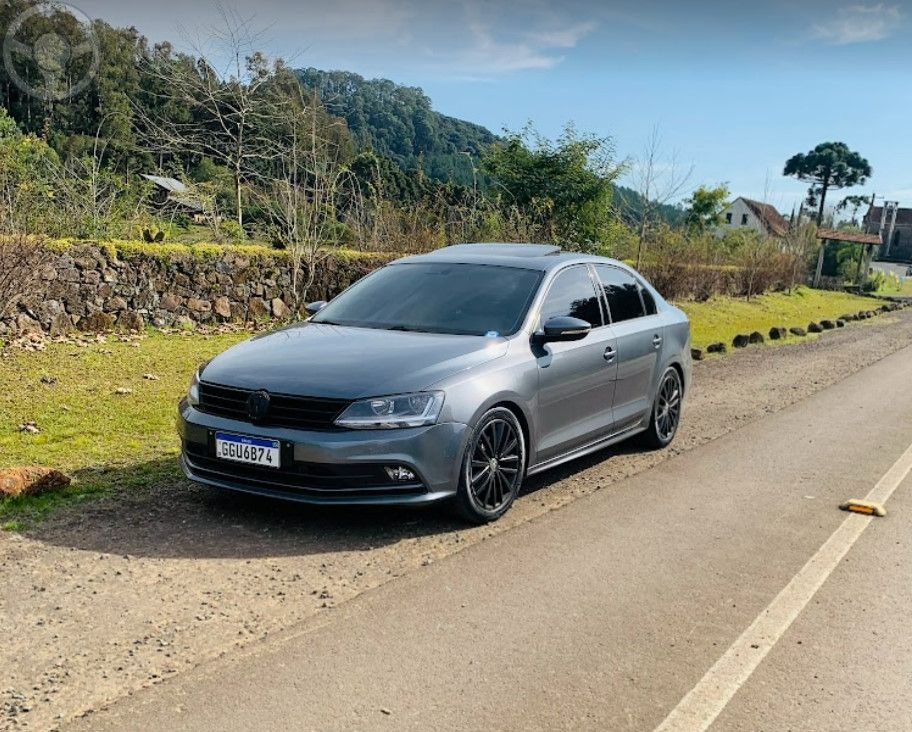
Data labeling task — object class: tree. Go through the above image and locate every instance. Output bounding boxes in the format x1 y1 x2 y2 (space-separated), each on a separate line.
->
136 13 277 230
482 123 624 249
783 142 871 226
627 126 692 268
683 184 729 233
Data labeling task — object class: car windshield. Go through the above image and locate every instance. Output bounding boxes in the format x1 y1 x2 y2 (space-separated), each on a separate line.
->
311 262 544 336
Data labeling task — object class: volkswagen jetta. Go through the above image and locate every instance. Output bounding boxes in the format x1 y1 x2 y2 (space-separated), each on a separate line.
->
178 243 691 523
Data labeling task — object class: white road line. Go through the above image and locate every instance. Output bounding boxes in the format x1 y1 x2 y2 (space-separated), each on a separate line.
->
655 440 912 732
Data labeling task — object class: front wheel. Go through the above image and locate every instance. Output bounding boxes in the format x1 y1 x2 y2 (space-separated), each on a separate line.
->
641 367 683 449
454 407 526 524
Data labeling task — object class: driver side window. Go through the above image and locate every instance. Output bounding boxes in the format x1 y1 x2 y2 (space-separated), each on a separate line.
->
539 266 603 329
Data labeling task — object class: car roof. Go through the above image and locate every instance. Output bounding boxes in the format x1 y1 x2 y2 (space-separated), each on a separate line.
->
395 243 624 273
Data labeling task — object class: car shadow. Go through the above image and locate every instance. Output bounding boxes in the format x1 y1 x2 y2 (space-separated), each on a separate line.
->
22 439 645 561
22 457 466 560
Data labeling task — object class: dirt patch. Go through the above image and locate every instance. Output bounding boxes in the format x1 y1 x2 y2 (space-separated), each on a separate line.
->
4 312 912 731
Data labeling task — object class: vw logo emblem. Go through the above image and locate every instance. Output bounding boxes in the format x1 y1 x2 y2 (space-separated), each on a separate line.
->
246 390 270 421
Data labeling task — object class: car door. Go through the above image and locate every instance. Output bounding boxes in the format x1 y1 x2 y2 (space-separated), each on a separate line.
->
533 265 618 463
593 265 662 432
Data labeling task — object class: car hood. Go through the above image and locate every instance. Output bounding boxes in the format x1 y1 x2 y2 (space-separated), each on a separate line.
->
200 322 509 399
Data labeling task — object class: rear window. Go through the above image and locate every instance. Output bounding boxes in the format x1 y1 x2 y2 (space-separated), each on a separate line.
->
594 265 646 323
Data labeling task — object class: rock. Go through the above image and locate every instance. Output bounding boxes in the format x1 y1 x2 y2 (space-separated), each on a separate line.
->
107 296 128 312
160 293 182 312
807 322 824 334
732 334 750 349
706 342 727 354
18 421 40 434
690 348 704 361
0 467 71 498
790 327 807 337
79 311 115 333
247 297 269 320
840 314 855 322
836 319 846 328
186 298 212 314
748 331 765 345
40 376 57 385
768 327 788 341
143 373 160 381
49 312 74 338
820 320 836 330
213 296 232 320
15 313 41 335
271 298 291 320
114 387 133 396
117 311 144 332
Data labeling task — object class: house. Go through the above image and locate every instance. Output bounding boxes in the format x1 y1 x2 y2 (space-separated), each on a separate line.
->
863 203 912 261
715 197 790 238
141 174 209 222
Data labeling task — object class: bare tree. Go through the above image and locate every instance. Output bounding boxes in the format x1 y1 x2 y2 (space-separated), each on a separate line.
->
135 8 276 230
256 83 354 310
628 125 692 268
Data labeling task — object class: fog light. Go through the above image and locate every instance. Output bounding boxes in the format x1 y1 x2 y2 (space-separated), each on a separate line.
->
385 466 416 482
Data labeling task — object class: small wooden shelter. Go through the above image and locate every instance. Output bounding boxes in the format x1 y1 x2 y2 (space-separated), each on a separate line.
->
813 228 883 288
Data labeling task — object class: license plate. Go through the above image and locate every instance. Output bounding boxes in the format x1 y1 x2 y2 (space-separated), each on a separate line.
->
214 432 280 469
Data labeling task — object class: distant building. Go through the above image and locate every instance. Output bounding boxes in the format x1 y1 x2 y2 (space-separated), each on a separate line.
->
141 174 209 222
715 197 790 238
863 203 912 261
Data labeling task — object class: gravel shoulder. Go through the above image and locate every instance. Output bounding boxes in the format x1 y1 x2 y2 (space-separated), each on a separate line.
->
4 311 912 731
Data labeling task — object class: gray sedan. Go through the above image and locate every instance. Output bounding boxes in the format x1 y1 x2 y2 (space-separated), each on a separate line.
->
178 243 692 523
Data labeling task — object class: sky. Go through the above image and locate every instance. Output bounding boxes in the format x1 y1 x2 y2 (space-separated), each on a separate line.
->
74 0 912 212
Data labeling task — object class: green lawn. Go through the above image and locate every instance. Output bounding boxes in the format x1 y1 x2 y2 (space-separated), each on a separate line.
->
0 330 247 521
677 287 881 350
0 287 890 521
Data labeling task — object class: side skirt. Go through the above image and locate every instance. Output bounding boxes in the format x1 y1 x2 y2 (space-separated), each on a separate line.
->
526 423 647 477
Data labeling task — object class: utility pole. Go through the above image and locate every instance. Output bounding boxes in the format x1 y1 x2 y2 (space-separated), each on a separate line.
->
883 201 899 259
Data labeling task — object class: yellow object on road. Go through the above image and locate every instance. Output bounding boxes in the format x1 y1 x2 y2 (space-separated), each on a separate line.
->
839 500 887 517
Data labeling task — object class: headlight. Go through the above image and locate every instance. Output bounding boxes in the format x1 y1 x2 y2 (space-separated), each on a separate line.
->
187 366 203 406
335 392 445 430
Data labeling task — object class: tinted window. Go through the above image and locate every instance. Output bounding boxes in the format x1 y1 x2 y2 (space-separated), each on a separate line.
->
539 266 603 328
595 266 646 323
640 285 658 315
311 263 542 336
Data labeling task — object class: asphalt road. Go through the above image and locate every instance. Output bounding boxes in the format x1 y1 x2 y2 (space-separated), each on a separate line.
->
72 346 912 732
872 260 912 277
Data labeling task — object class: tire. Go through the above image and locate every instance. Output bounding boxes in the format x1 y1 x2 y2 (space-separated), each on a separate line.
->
454 407 527 524
640 367 683 450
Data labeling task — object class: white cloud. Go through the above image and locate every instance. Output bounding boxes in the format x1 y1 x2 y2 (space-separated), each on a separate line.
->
434 4 597 75
812 3 902 44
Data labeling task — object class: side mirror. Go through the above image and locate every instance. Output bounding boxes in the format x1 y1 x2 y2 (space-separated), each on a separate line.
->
305 301 328 316
533 316 592 344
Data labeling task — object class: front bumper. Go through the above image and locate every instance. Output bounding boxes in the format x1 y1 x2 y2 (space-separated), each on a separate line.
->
178 400 469 506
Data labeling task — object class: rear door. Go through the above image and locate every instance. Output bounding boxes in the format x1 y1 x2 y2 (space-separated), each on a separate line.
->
534 265 618 462
593 265 663 431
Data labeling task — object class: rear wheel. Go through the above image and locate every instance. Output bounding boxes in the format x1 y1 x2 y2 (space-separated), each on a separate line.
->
641 367 683 449
455 407 526 524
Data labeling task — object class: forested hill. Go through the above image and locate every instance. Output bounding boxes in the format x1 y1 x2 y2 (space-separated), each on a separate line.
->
296 68 496 186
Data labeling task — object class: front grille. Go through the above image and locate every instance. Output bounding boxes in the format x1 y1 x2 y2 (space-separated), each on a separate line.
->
183 442 426 499
198 382 350 431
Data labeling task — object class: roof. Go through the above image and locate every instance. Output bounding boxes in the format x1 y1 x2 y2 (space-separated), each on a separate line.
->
817 228 882 245
399 243 611 272
864 206 912 227
141 174 188 194
739 198 790 237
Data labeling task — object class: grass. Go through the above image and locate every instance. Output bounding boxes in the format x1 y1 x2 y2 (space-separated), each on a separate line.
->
0 286 890 522
676 287 881 350
0 330 248 521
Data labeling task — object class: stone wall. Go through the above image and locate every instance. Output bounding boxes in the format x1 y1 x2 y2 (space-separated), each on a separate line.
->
2 242 395 337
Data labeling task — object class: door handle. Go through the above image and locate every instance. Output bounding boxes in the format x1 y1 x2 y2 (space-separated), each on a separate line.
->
603 346 616 364
652 335 663 349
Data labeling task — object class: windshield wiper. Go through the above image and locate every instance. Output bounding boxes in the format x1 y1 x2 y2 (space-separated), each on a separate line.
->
385 325 428 333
